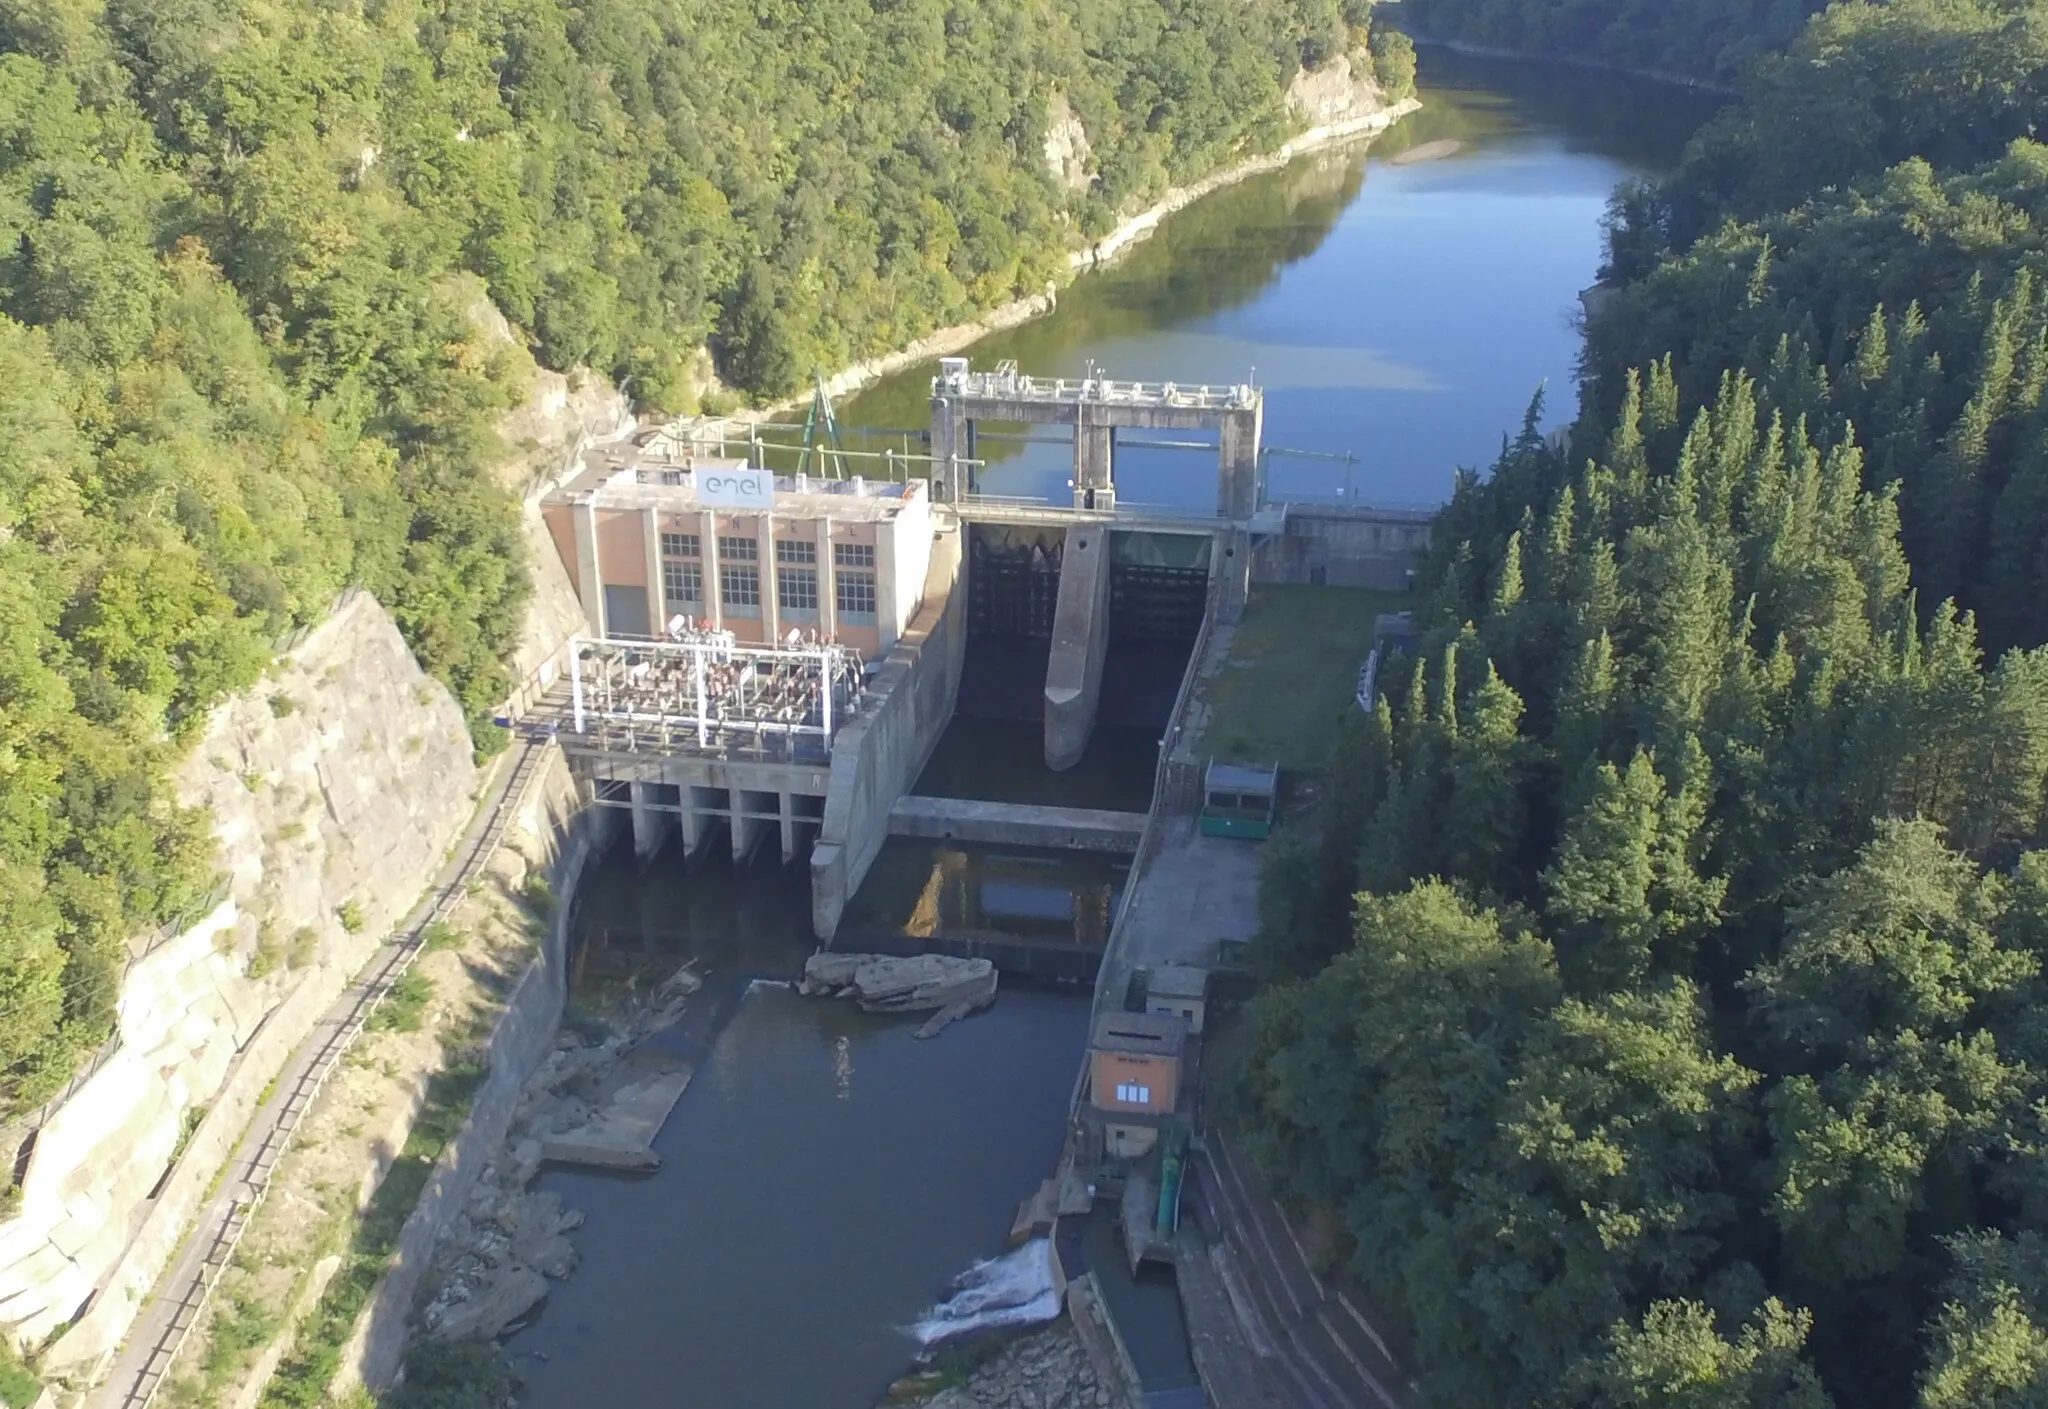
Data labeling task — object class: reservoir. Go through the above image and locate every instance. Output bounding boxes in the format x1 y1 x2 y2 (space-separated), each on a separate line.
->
510 46 1721 1409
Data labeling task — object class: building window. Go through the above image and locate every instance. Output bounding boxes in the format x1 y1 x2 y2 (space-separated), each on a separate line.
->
834 541 875 569
719 535 758 562
721 563 761 617
660 532 700 560
778 566 819 617
775 539 817 565
663 560 703 607
837 570 876 624
1114 1082 1152 1106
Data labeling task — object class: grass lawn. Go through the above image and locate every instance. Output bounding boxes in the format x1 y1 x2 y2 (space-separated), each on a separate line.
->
1197 584 1415 775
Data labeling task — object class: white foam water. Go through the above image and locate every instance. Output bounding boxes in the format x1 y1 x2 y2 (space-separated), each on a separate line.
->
743 978 791 995
910 1238 1063 1346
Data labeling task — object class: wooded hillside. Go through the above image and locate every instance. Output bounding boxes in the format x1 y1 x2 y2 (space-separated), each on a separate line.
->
1234 4 2048 1405
0 0 1401 1121
1393 0 1830 85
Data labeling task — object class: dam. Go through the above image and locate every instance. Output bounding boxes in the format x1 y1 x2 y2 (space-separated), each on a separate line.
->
528 358 1432 947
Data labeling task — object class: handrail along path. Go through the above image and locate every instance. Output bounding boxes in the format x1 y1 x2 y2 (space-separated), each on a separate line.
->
92 738 551 1409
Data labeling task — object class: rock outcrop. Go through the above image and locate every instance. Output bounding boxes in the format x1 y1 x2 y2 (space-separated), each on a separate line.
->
890 1324 1118 1409
537 1069 693 1172
1285 53 1385 128
4 592 480 1360
799 953 999 1015
1042 94 1093 193
422 1185 585 1339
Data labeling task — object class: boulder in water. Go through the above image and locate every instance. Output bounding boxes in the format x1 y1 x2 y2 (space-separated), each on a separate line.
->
800 952 998 1015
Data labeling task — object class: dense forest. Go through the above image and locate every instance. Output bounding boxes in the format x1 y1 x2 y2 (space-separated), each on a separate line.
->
1393 0 1831 86
1234 2 2048 1406
0 0 1408 1122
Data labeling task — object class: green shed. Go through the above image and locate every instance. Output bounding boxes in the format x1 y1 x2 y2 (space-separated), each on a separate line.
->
1199 760 1279 840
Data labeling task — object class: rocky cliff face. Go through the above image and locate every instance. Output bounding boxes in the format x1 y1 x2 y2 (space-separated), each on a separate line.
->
181 591 480 958
0 592 481 1355
463 276 630 698
1285 53 1386 127
1042 93 1094 193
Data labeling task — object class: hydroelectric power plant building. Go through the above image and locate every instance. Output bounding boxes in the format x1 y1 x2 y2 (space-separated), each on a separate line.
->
533 360 1434 947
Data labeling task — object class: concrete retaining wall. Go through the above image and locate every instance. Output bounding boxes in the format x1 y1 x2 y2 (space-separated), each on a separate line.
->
1252 505 1434 590
333 749 614 1396
811 522 967 939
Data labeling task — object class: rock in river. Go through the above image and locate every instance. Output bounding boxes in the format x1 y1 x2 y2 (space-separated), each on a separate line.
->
799 952 998 1015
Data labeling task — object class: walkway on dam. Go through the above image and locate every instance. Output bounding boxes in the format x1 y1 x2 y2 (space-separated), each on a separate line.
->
887 795 1146 852
92 738 551 1409
1089 599 1415 1409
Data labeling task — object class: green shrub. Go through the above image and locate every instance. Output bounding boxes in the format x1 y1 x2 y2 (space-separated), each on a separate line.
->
383 1338 516 1409
519 875 556 919
369 973 433 1034
338 901 366 935
421 922 464 954
249 922 286 978
0 1337 39 1408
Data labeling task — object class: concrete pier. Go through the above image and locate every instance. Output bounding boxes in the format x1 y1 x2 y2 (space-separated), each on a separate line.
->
931 361 1262 514
1045 525 1112 771
888 796 1147 852
629 780 670 861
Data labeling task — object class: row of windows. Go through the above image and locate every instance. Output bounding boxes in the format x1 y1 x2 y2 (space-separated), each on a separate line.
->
658 560 875 622
837 572 875 620
659 532 874 567
662 560 703 605
779 566 818 613
1113 1082 1154 1105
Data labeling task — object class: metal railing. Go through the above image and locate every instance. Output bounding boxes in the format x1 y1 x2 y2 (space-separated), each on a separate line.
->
936 370 1258 411
1088 553 1224 1023
109 740 550 1409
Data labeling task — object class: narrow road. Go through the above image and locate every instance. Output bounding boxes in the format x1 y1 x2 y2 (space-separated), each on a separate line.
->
90 738 550 1409
1188 1129 1414 1409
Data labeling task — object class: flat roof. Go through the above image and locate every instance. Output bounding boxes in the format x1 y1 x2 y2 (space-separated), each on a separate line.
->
547 448 922 523
1091 1010 1187 1056
1206 761 1278 794
1148 964 1210 1000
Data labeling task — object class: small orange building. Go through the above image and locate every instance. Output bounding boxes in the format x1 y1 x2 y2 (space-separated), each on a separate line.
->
1087 1011 1188 1160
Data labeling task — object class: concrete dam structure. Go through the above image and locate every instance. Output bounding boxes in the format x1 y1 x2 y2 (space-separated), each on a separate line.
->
530 360 1432 941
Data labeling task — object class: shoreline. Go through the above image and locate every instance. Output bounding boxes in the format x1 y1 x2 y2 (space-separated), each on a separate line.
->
1406 32 1737 96
746 96 1422 420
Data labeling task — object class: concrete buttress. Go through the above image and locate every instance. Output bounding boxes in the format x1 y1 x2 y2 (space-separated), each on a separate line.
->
1044 525 1112 771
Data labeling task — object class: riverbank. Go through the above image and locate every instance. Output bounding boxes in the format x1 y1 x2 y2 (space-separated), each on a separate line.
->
745 95 1420 420
1404 32 1736 95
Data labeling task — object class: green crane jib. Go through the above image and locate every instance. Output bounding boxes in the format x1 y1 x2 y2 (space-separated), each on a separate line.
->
796 372 846 479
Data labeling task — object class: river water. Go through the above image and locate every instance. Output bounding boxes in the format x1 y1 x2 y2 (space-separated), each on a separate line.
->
509 48 1717 1409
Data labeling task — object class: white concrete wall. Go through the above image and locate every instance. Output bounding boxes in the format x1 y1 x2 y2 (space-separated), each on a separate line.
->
811 520 966 938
